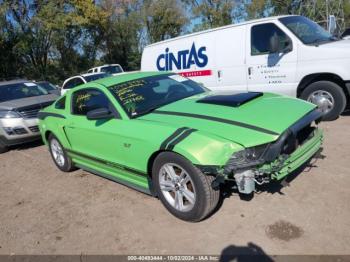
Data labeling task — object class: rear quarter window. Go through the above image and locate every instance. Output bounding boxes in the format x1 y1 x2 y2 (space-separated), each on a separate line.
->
55 96 66 109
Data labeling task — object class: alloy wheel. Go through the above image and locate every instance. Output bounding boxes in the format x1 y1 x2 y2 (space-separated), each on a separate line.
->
159 163 196 212
50 139 65 167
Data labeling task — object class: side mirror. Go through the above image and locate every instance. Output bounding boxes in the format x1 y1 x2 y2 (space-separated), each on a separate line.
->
269 33 293 54
282 38 293 53
329 15 337 35
269 33 280 53
86 107 113 120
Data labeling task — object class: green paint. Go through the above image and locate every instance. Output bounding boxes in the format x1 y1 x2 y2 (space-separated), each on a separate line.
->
39 72 323 192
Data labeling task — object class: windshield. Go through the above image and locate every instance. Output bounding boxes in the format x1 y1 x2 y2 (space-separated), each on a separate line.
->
84 73 110 82
37 81 56 91
101 65 123 74
0 82 48 102
280 16 336 45
108 74 206 118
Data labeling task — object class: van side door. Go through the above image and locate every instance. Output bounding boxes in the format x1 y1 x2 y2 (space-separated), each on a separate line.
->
214 26 247 91
246 22 298 96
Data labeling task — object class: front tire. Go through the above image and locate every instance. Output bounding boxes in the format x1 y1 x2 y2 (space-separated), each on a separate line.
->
48 134 76 172
152 152 220 222
300 81 346 121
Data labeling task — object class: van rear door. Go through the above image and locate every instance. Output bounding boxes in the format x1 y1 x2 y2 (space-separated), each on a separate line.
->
246 22 297 96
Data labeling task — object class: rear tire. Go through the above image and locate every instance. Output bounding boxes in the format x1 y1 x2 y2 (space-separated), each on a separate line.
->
152 152 220 222
300 81 346 121
48 134 76 172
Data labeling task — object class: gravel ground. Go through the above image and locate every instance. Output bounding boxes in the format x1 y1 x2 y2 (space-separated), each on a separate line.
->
0 116 349 256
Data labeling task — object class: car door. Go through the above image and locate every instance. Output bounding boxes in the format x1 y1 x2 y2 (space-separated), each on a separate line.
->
246 22 298 96
64 88 128 168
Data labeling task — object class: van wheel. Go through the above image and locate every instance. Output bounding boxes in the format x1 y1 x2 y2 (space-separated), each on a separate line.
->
48 134 76 172
300 81 346 121
152 152 220 222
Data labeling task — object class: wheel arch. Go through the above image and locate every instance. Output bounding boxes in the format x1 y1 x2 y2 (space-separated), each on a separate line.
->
43 128 71 149
146 149 199 179
44 130 52 144
297 73 349 99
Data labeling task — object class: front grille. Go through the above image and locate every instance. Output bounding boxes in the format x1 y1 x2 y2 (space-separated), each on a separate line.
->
281 125 315 155
296 125 315 146
28 125 39 133
13 128 27 135
19 108 40 119
18 101 54 119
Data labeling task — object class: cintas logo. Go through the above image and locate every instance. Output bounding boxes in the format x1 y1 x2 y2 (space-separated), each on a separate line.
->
156 43 208 71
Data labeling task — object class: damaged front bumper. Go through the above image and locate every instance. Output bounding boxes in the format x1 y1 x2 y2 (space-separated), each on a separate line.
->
208 109 324 194
231 128 323 194
256 129 323 180
259 128 323 181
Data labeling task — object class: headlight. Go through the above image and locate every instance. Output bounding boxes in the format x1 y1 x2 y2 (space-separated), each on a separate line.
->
224 144 269 173
0 110 21 119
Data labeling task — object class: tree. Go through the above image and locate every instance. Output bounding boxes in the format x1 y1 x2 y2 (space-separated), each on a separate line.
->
244 0 271 20
0 1 23 79
0 0 109 82
345 0 350 28
99 0 143 70
183 0 236 30
143 0 187 43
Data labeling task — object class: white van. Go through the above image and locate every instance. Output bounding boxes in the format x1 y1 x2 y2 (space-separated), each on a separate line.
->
141 15 350 120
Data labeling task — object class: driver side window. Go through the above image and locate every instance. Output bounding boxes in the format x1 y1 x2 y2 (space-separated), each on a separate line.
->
71 89 110 116
251 23 289 55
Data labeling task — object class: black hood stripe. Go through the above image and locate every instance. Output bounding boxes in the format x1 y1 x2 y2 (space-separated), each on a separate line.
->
153 110 279 136
38 112 66 120
160 127 189 150
167 128 197 150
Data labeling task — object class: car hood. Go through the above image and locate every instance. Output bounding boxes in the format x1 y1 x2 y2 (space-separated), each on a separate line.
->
0 94 59 111
138 92 316 147
300 39 350 61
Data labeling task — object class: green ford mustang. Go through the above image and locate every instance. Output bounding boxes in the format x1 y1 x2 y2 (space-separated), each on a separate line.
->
39 72 323 221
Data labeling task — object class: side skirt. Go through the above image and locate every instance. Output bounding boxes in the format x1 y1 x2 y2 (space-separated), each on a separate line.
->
66 149 154 196
75 164 153 196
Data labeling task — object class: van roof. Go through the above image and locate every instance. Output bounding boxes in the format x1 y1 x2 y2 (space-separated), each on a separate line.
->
145 15 296 48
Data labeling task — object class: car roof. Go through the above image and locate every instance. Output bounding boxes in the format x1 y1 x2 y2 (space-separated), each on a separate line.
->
63 72 108 83
80 72 107 77
0 79 31 87
92 71 170 87
90 64 121 69
36 80 48 83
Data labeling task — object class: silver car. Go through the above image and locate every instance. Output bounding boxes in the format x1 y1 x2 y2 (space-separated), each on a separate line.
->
0 80 58 153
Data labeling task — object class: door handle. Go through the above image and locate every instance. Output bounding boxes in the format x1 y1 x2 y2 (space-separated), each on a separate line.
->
218 70 222 81
248 67 253 76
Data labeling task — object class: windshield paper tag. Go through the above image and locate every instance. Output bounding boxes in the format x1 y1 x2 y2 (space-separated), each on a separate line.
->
24 82 37 87
168 75 187 82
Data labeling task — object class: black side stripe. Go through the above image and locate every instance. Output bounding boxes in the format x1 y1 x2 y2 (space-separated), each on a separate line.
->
167 128 197 150
38 112 66 120
66 149 147 177
154 110 279 136
160 127 189 150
